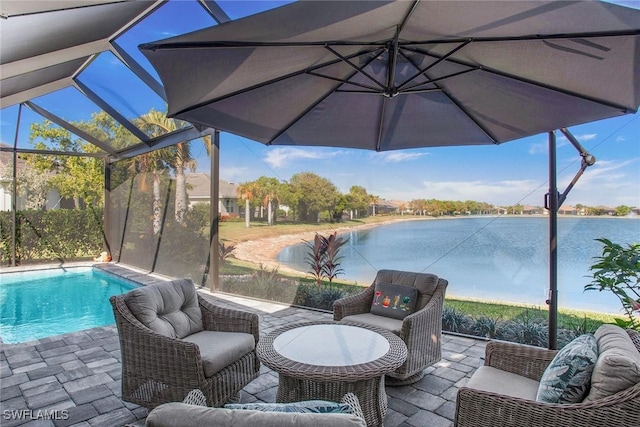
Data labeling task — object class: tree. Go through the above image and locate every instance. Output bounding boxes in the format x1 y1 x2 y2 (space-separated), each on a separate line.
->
346 185 369 218
137 110 211 223
288 172 340 222
615 205 632 217
25 120 104 208
254 176 282 226
237 181 260 228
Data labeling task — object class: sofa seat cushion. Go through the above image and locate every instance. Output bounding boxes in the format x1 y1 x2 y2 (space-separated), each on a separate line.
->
584 325 640 402
536 334 598 404
225 399 354 414
183 331 255 377
145 402 367 427
341 313 403 335
466 366 539 400
124 278 203 339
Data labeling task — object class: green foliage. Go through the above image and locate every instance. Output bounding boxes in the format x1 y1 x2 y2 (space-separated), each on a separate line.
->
288 172 340 222
442 306 469 333
585 238 640 330
293 283 350 311
0 208 104 265
304 232 348 287
218 242 236 265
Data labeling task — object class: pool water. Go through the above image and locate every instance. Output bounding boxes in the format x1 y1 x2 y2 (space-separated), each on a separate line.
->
0 267 138 344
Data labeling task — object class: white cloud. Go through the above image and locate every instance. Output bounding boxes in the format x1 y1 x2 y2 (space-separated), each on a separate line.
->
263 147 342 168
220 166 250 181
528 132 597 155
370 151 430 163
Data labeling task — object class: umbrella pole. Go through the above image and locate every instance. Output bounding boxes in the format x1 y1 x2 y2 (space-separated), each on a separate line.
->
547 131 559 350
546 128 596 350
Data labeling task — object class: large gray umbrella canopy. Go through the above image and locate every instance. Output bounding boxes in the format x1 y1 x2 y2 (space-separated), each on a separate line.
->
141 0 640 151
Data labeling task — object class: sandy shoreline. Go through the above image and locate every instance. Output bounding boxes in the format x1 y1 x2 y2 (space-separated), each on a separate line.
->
232 217 427 275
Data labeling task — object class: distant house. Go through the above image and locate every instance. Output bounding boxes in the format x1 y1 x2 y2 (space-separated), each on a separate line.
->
522 205 545 215
186 173 239 216
558 205 578 215
369 199 399 215
0 147 63 211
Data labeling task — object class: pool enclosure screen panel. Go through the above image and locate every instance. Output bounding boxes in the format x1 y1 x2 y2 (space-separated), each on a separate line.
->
108 156 210 286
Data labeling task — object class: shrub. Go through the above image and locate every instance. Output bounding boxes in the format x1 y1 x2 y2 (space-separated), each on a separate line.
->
442 306 469 333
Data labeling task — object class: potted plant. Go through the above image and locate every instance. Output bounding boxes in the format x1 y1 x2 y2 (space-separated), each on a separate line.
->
585 238 640 331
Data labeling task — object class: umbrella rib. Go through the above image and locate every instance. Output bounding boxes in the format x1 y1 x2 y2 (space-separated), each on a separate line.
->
376 97 387 152
398 50 500 143
400 68 479 93
268 53 384 145
324 45 387 90
307 71 382 93
397 29 640 45
403 45 634 113
171 47 382 117
396 40 473 91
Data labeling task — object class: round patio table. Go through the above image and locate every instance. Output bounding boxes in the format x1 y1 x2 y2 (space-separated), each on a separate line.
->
257 321 407 427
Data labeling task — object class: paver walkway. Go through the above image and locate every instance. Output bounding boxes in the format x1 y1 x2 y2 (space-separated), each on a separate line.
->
1 264 486 427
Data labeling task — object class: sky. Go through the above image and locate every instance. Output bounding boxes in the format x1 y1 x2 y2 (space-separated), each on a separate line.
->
2 0 639 210
203 0 640 209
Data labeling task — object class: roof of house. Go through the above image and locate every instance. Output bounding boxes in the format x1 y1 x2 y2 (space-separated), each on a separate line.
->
186 173 237 199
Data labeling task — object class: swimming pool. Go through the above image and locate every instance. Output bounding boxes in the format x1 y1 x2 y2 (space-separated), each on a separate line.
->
0 267 138 344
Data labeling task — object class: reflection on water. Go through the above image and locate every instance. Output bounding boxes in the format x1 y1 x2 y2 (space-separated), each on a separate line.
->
277 217 639 314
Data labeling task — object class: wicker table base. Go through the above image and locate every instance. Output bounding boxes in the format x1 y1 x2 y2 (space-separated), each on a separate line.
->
257 321 407 427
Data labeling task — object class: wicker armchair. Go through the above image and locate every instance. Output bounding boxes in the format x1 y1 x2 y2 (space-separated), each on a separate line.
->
110 278 260 409
455 329 640 427
333 269 447 385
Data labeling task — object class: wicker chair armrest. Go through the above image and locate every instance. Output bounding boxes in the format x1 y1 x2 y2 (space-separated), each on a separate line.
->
400 282 446 342
198 295 260 344
333 286 375 320
484 340 557 381
455 382 640 427
627 329 640 351
110 296 206 387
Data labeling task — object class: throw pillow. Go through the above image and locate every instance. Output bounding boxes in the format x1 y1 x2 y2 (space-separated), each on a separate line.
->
583 324 640 402
224 400 354 414
370 282 418 320
536 334 598 404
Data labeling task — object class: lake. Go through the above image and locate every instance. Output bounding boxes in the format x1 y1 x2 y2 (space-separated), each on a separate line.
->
277 216 640 315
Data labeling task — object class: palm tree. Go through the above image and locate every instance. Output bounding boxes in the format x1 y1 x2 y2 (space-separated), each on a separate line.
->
237 181 260 228
137 110 210 223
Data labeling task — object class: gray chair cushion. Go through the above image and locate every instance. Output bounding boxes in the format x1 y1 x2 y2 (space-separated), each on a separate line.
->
124 278 203 339
466 366 540 400
183 331 255 377
342 313 403 335
370 283 418 320
375 270 440 310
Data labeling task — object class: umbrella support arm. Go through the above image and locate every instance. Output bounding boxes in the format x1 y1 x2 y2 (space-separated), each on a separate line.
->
544 127 595 350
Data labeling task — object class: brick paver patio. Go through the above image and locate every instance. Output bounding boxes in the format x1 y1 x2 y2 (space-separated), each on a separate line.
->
1 264 486 427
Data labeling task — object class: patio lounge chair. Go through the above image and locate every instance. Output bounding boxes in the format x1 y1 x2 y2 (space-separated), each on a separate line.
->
109 278 260 409
455 326 640 427
333 269 447 385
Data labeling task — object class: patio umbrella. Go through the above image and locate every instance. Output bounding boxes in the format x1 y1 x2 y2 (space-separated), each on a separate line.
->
140 0 640 348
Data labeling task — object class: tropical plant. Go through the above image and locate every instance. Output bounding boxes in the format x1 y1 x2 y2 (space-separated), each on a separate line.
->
442 306 469 333
218 242 236 265
321 232 348 283
304 233 328 287
585 238 640 330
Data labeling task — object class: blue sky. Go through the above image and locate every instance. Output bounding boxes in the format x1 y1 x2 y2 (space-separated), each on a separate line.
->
200 0 640 209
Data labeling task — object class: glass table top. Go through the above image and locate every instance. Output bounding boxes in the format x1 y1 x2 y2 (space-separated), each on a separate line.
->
272 324 390 367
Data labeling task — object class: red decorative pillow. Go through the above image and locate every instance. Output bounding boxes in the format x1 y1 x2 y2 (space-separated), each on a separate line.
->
370 283 418 320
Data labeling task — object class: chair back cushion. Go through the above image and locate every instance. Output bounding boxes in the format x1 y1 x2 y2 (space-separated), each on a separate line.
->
374 270 440 310
583 324 640 402
123 278 204 339
370 283 418 320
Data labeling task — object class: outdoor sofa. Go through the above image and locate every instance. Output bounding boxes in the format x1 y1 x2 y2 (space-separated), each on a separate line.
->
455 325 640 426
144 392 367 427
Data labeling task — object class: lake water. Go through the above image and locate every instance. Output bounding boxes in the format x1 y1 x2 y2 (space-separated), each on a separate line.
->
277 216 640 315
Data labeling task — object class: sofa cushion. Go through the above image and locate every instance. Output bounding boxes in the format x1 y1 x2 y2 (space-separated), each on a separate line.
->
370 283 418 320
183 330 255 377
225 400 353 414
145 402 367 427
584 325 640 402
466 366 539 400
341 313 403 334
374 270 440 310
536 334 597 403
124 278 203 339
